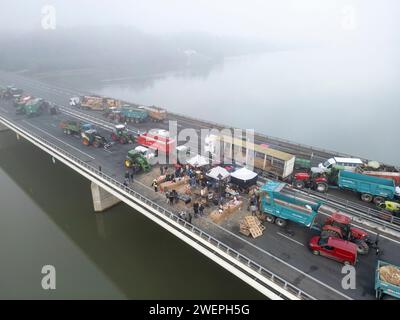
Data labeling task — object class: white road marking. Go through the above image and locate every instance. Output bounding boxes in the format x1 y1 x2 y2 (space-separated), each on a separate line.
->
22 120 95 160
277 232 305 246
208 220 353 300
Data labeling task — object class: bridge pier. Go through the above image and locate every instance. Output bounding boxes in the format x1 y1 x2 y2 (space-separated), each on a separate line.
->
0 122 9 132
91 182 121 212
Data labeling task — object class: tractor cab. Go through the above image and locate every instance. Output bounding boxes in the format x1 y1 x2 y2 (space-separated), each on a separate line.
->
293 167 328 193
111 124 132 144
125 149 151 172
321 212 370 255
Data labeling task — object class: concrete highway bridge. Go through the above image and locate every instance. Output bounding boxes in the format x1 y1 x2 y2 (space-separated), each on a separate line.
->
1 70 399 300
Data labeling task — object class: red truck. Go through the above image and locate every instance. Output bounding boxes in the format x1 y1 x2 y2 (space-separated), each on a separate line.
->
136 129 176 154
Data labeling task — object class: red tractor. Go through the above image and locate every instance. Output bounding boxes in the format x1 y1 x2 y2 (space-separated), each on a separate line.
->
320 212 370 255
292 168 329 193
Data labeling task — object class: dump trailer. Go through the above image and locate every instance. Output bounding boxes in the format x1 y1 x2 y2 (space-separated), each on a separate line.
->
16 98 45 117
375 260 400 300
124 149 151 172
79 96 121 111
338 170 397 204
13 95 34 109
260 181 322 228
60 120 92 135
139 105 167 122
120 105 148 123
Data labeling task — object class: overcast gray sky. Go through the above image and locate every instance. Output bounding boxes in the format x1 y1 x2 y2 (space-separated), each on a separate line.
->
0 0 399 46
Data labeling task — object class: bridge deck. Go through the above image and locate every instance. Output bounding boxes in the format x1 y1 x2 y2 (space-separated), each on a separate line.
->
1 72 400 300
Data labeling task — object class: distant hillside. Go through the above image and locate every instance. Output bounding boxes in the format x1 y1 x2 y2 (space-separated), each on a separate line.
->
0 26 273 76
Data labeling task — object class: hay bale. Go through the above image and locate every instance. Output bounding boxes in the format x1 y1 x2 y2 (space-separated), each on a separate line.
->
380 265 400 286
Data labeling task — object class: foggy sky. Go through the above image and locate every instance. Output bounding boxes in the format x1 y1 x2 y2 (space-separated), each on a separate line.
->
1 0 399 46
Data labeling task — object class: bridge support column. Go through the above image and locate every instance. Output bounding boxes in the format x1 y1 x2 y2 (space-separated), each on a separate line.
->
91 182 121 212
0 122 9 132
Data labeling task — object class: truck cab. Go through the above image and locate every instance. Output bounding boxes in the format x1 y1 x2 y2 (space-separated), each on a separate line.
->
309 236 358 265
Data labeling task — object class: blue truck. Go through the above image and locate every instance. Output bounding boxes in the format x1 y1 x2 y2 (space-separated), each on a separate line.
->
375 260 400 299
338 170 397 204
260 181 322 228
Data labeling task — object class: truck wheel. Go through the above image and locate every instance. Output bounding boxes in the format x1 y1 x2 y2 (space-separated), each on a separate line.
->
294 180 305 189
354 239 369 255
266 214 275 224
312 250 320 256
316 182 328 193
275 218 287 228
373 196 385 205
361 193 373 203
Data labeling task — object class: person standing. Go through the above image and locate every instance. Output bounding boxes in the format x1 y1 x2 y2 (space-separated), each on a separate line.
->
160 166 164 176
152 179 158 192
193 201 199 218
125 170 130 182
199 203 205 216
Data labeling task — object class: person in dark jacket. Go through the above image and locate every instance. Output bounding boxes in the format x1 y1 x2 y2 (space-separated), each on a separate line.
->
193 202 199 218
199 203 205 216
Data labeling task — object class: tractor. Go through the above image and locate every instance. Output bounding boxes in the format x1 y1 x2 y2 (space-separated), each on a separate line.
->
292 167 329 193
81 129 108 148
124 149 151 172
320 212 371 255
110 124 134 144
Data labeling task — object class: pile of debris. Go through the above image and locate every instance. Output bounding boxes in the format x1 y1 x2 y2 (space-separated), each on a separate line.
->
239 216 265 239
380 264 400 286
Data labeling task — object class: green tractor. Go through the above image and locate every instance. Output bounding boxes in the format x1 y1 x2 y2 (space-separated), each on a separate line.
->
124 149 151 172
81 129 108 148
110 124 134 144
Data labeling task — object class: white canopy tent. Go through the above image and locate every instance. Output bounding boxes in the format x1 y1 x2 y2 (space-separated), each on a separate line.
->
187 154 209 167
206 166 230 180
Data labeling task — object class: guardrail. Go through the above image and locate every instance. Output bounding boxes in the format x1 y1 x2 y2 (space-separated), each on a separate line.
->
302 188 400 231
169 111 367 160
0 114 314 300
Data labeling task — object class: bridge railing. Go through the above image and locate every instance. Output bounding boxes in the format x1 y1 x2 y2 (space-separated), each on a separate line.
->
0 115 314 300
300 188 400 232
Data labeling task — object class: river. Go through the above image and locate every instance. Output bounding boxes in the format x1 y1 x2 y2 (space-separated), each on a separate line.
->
1 46 398 299
0 131 263 299
93 48 400 166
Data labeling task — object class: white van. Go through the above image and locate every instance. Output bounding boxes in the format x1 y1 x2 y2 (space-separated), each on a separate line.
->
318 157 363 171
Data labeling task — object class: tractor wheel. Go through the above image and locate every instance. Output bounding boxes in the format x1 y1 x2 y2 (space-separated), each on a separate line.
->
343 261 351 266
373 196 385 205
321 229 341 239
361 193 373 203
316 182 328 193
111 133 118 141
275 218 287 228
82 138 90 146
124 160 132 168
294 180 305 189
312 250 320 256
354 239 369 255
265 214 275 224
120 137 127 144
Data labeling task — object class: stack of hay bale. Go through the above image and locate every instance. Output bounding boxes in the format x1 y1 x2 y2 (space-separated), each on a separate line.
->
239 216 265 239
380 264 400 286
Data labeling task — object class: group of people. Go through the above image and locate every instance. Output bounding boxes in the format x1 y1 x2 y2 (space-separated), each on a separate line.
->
193 201 205 218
